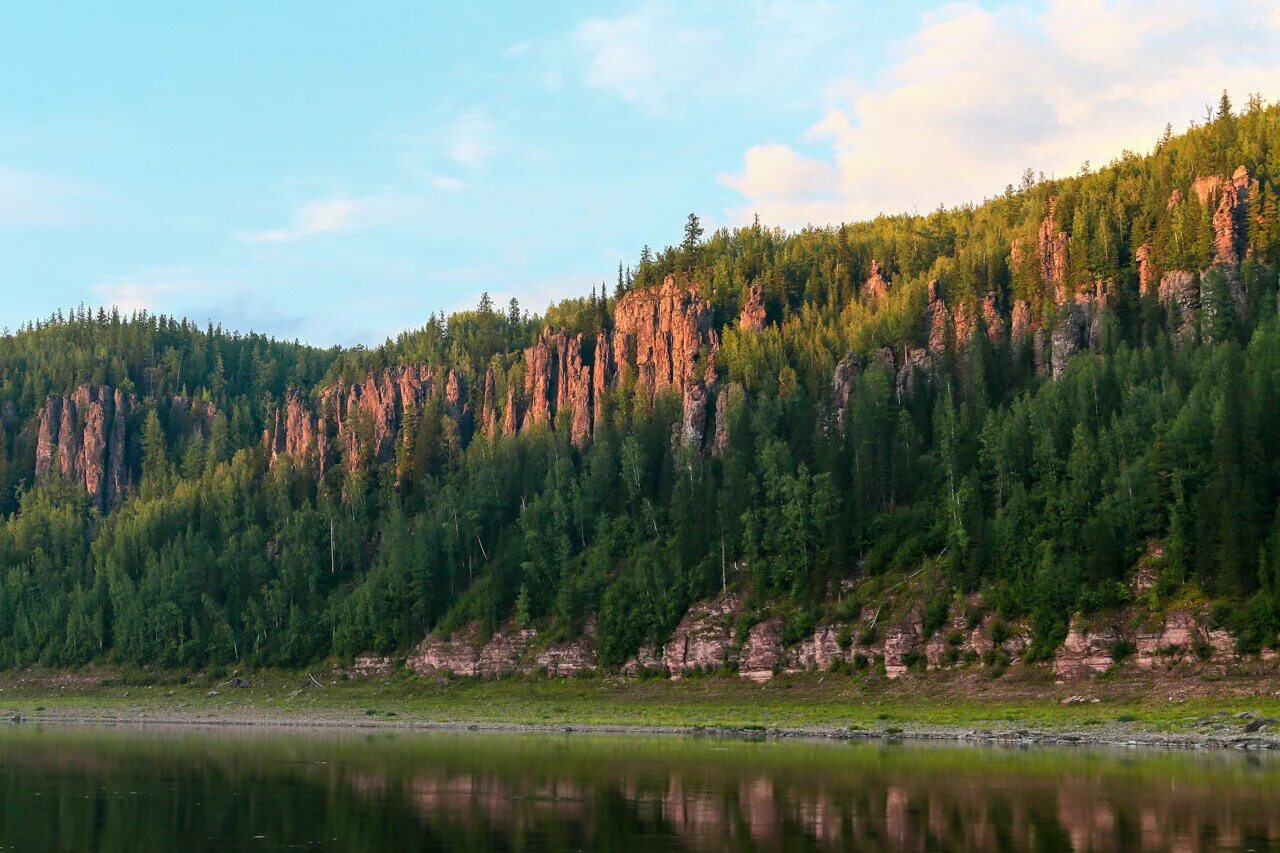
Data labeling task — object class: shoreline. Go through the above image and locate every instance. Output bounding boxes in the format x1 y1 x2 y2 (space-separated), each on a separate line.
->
5 667 1280 752
11 704 1280 753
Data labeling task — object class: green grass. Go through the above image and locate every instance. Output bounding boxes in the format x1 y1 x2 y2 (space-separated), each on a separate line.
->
3 668 1279 735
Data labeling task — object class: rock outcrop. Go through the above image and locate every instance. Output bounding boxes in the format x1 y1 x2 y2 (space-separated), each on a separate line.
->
1038 196 1070 304
406 620 599 679
1136 244 1155 296
662 593 739 676
35 386 139 512
738 283 767 332
864 260 891 302
739 617 784 682
1158 270 1198 345
267 275 722 472
523 327 593 447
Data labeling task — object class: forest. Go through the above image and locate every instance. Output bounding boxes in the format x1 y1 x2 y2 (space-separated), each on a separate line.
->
2 93 1280 671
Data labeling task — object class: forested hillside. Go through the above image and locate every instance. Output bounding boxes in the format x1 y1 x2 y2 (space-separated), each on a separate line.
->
4 94 1280 675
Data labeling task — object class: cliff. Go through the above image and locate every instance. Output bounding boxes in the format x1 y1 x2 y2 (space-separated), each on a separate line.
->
266 275 724 469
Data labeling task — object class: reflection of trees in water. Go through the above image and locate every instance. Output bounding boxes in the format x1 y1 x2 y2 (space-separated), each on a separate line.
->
2 731 1280 851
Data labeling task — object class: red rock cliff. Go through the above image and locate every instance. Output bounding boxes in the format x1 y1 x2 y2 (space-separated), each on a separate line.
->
35 385 142 512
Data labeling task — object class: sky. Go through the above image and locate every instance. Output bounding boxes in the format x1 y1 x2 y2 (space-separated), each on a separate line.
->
4 1 1280 347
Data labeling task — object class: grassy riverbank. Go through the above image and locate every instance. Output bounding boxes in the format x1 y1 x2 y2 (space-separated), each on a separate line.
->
4 666 1280 745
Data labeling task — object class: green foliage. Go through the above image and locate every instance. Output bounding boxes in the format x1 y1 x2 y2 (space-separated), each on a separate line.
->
3 105 1280 670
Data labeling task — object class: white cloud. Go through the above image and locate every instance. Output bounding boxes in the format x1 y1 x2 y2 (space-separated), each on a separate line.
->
571 1 862 111
721 0 1280 228
445 108 499 168
0 165 81 227
92 275 203 314
430 175 465 192
574 3 714 107
238 193 426 244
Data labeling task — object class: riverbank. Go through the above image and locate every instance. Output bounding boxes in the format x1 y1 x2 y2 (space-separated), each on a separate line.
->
4 666 1280 749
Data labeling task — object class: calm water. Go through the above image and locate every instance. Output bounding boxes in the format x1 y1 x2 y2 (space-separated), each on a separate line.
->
0 725 1278 851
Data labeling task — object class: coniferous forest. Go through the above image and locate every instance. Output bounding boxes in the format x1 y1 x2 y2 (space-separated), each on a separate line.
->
5 95 1280 673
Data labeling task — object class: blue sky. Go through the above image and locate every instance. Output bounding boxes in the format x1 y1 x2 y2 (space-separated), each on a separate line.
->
3 1 1279 345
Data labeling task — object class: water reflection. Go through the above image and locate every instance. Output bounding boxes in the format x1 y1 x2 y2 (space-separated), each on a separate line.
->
0 725 1277 851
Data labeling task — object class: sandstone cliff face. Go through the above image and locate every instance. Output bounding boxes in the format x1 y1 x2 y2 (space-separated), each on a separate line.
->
1053 609 1237 679
739 617 784 682
35 385 139 512
480 368 498 439
264 365 466 475
1136 244 1155 296
1038 196 1070 304
662 592 739 676
523 327 593 447
863 260 891 302
738 283 767 332
1158 270 1199 345
268 276 722 471
612 275 718 397
406 621 599 678
1150 166 1253 344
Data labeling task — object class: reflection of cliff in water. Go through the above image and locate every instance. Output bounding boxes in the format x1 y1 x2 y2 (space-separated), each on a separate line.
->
2 727 1280 851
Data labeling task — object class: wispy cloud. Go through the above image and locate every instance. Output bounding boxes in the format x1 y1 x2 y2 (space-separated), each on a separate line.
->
570 1 860 111
430 175 466 192
444 108 499 168
722 0 1280 228
0 165 83 227
238 193 426 244
573 2 714 108
92 273 205 314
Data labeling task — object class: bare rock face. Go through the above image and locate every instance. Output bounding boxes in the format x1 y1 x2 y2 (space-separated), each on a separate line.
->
444 369 466 422
1212 166 1250 266
1033 328 1050 377
1136 244 1155 296
679 378 712 450
523 327 594 446
980 292 1005 344
35 396 62 482
320 365 440 471
36 385 137 512
533 620 599 677
612 275 718 397
348 654 394 677
895 346 931 401
502 382 520 437
591 329 613 431
663 592 739 676
266 393 316 465
480 368 498 439
739 617 784 682
1191 174 1223 207
1050 301 1089 379
788 625 844 672
832 353 860 428
1038 196 1070 304
1158 270 1198 345
712 381 742 455
951 301 975 349
1010 300 1033 366
1055 623 1122 678
925 280 950 356
882 614 923 679
621 645 665 676
476 627 537 676
738 282 767 332
106 389 132 510
864 259 891 302
408 626 482 677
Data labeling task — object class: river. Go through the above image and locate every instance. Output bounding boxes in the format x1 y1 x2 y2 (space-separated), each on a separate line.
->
0 724 1277 850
